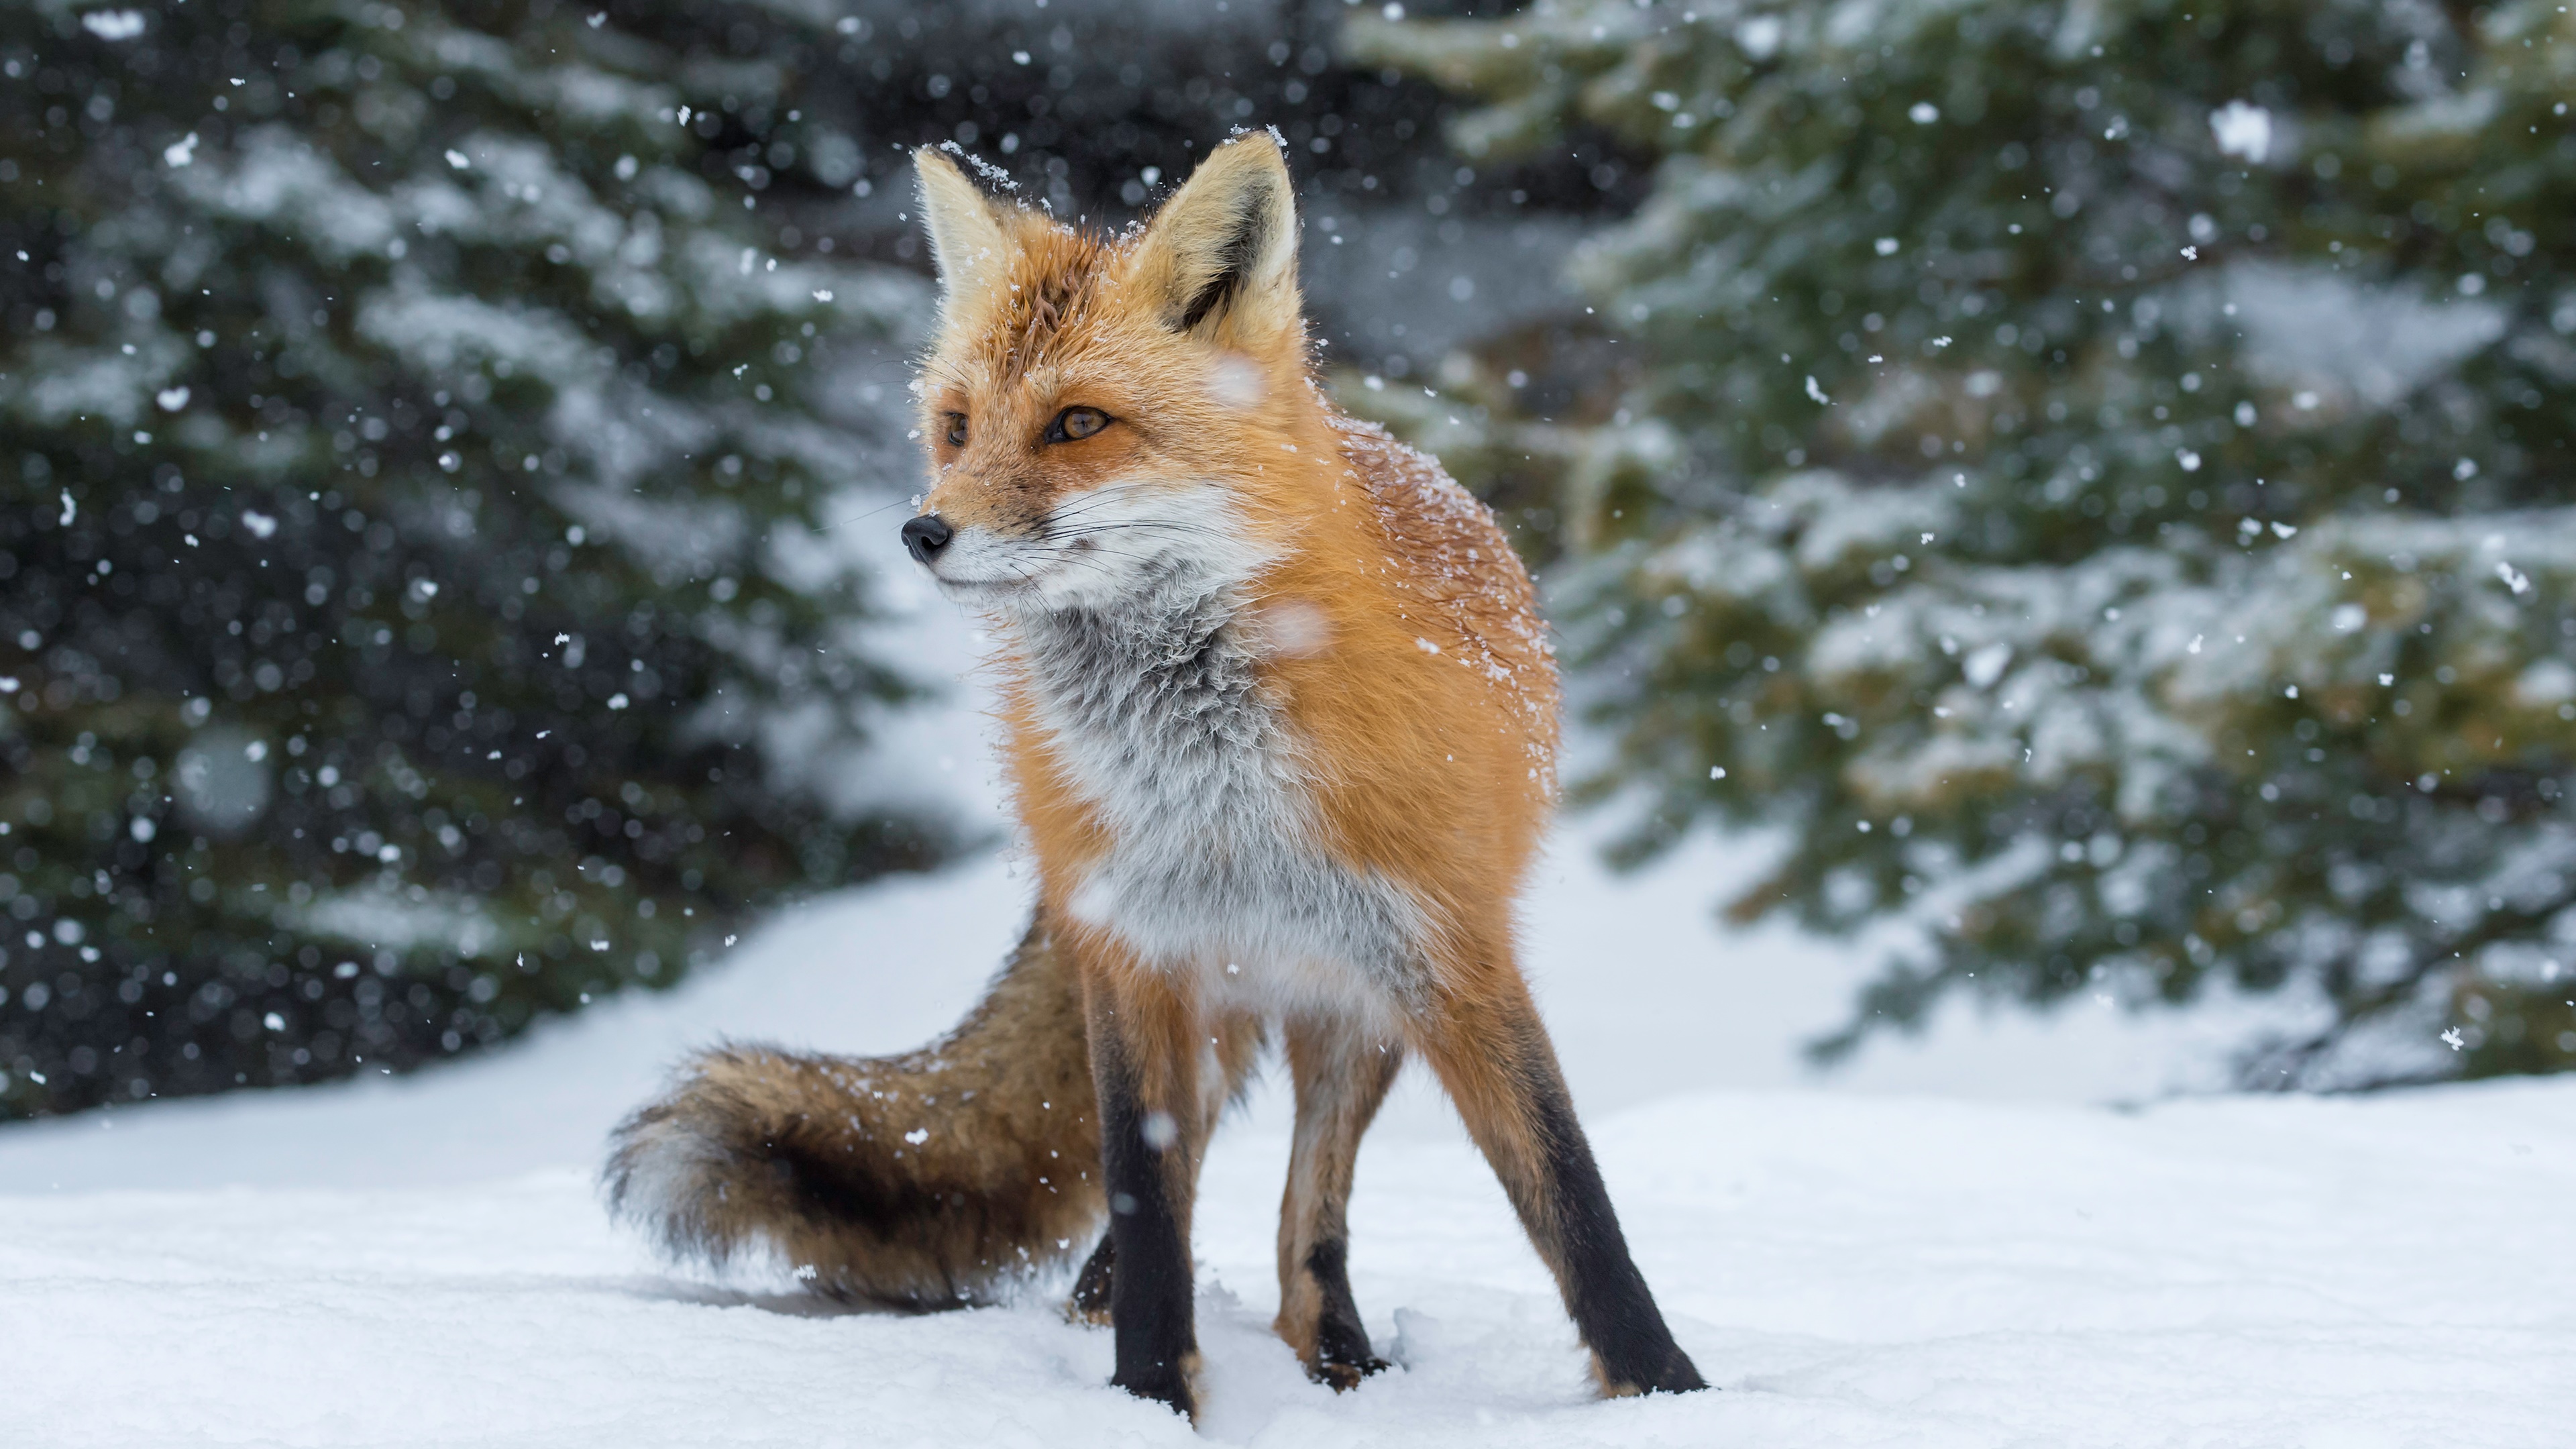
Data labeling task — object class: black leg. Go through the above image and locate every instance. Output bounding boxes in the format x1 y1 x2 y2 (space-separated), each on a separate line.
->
1414 975 1706 1397
1301 1236 1388 1387
1520 1064 1706 1394
1085 977 1203 1418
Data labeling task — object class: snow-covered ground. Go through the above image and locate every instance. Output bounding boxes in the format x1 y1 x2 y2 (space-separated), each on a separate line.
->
5 598 2571 1446
4 1005 2567 1446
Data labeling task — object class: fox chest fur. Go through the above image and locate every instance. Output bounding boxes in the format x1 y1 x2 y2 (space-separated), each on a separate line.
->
1011 577 1426 1016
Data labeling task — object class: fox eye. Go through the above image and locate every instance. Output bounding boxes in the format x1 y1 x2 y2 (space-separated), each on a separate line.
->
943 413 967 448
1046 406 1111 443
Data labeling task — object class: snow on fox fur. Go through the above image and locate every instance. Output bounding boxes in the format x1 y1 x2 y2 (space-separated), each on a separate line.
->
606 133 1705 1419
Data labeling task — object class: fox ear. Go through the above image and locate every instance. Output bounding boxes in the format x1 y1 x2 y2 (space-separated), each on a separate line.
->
1128 133 1300 341
914 148 1014 313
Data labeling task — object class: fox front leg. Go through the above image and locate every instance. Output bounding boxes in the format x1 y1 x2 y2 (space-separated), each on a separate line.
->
1083 965 1209 1419
1067 1010 1259 1335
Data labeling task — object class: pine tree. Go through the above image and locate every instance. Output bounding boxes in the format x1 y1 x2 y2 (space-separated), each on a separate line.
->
1353 0 2576 1085
0 0 945 1118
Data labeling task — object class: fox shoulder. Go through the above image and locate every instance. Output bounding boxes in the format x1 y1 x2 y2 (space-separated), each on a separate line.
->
1328 409 1558 712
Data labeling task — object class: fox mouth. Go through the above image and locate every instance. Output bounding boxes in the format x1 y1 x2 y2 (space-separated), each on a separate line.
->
908 482 1263 608
911 495 1167 596
918 532 1104 595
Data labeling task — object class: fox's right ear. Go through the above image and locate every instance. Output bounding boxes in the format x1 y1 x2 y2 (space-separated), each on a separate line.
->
914 148 1014 315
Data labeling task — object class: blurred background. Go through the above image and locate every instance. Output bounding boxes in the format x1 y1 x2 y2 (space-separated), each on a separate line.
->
4 0 2573 1127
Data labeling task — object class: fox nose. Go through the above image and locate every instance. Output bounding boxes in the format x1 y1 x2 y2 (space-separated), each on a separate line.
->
901 513 954 564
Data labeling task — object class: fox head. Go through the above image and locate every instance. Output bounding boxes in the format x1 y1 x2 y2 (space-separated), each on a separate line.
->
898 136 1317 611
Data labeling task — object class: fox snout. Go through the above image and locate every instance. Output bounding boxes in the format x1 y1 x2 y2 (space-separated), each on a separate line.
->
899 491 1057 593
900 513 954 564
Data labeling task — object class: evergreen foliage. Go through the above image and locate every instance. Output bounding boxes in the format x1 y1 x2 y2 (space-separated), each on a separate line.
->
0 0 945 1119
1354 0 2576 1085
0 0 1556 1122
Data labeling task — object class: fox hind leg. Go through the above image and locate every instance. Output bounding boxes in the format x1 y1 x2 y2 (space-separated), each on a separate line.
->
1411 965 1707 1397
1067 1231 1116 1326
1275 1015 1402 1389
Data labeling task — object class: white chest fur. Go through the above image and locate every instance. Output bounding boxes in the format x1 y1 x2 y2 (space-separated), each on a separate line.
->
1013 583 1426 1018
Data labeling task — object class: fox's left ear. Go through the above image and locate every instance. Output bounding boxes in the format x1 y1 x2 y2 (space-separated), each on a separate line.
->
1126 133 1301 345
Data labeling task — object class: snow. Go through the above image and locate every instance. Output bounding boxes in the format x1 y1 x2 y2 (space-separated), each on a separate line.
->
78 10 146 42
4 602 2569 1445
2208 100 2273 164
2214 259 2506 410
5 1016 2566 1446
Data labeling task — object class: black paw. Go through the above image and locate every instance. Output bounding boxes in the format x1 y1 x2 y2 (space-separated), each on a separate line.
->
1112 1369 1196 1421
1311 1354 1393 1393
1601 1346 1710 1397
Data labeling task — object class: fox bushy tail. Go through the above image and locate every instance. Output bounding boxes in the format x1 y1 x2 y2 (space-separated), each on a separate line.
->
604 916 1104 1308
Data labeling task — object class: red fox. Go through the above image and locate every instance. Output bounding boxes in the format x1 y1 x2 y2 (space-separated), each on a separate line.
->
607 134 1706 1419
